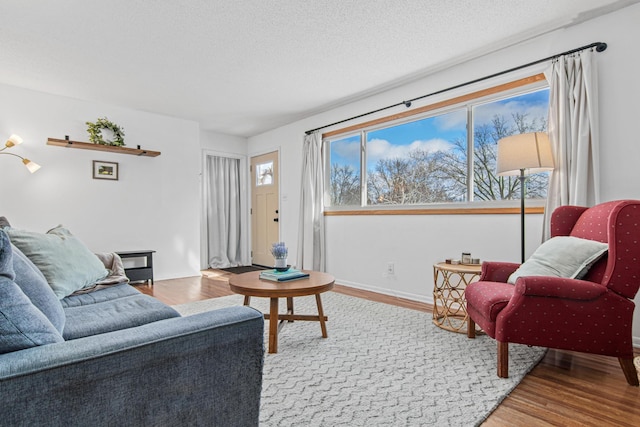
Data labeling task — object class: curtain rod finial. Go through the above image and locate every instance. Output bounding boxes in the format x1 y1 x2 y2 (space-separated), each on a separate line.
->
596 42 607 52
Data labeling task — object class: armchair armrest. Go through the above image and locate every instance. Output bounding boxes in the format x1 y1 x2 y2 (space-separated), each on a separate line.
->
514 276 607 300
480 261 520 282
0 306 264 427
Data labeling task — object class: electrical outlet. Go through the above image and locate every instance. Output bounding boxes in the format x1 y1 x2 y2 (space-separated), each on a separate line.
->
386 262 395 275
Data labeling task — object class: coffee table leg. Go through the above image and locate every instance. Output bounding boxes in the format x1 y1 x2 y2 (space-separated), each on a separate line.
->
287 297 294 322
315 294 328 338
243 295 251 306
268 297 279 353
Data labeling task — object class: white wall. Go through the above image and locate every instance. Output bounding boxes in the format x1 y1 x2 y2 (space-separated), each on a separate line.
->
248 3 640 339
200 129 247 155
0 84 202 280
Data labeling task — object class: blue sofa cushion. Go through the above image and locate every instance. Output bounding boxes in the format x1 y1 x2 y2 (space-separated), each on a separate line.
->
62 292 181 340
0 230 64 354
11 244 65 334
5 225 109 299
61 282 140 308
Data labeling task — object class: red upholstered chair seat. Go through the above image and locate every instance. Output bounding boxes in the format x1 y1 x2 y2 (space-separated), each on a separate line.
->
465 200 640 386
465 282 513 336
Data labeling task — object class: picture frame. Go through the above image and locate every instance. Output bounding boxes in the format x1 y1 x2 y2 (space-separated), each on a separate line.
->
92 160 119 180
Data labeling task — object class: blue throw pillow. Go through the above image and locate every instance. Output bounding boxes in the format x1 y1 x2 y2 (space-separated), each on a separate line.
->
0 231 64 354
6 225 109 299
11 244 66 334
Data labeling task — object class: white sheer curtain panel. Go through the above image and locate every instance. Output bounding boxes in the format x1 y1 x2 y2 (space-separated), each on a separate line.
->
206 155 243 268
543 49 600 240
297 132 326 271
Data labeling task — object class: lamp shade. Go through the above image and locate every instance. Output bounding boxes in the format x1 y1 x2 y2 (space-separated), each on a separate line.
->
22 158 41 173
496 132 554 176
6 134 24 148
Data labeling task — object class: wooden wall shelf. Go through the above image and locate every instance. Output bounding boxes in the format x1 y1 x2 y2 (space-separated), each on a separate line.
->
47 138 161 157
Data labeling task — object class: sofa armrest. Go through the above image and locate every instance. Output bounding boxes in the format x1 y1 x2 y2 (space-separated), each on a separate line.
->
480 261 520 283
0 306 264 427
514 276 607 300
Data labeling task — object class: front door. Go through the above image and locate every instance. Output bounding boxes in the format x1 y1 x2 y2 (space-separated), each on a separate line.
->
251 151 279 266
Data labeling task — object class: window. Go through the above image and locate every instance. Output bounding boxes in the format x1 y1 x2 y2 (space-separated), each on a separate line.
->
328 135 361 205
256 161 273 186
326 80 549 208
366 110 467 205
472 90 550 201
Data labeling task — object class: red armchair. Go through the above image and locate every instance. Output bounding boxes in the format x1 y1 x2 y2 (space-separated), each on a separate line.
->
466 200 640 386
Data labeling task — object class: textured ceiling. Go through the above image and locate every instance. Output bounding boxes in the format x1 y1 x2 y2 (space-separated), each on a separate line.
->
0 0 636 137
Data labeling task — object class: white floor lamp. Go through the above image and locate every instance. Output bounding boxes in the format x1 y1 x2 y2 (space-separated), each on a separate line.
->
496 132 554 263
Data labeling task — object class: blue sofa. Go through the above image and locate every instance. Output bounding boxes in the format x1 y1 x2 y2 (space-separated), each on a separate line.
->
0 227 264 426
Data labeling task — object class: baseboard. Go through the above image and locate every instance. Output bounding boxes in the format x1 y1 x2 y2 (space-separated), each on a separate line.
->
334 278 432 305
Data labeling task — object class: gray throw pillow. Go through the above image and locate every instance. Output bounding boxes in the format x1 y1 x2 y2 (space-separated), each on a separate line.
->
508 236 608 284
11 244 66 334
0 230 64 354
6 225 109 299
0 216 10 229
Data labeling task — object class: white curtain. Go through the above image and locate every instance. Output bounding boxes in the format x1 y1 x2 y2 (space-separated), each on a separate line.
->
543 49 600 240
297 132 326 271
206 155 243 268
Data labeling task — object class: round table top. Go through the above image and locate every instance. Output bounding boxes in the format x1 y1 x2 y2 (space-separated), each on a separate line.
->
434 262 482 274
228 270 335 298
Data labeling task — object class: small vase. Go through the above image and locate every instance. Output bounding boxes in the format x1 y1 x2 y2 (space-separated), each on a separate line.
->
274 258 287 268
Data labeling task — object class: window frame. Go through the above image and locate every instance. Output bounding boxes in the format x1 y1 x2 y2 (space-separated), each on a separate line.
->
323 73 550 214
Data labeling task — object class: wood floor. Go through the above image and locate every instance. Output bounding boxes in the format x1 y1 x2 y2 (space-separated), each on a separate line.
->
134 272 640 426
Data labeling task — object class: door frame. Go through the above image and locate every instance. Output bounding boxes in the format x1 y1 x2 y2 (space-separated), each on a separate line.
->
200 149 250 269
249 147 282 265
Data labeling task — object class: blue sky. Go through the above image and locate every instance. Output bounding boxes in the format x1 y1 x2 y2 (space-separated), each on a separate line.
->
330 88 549 171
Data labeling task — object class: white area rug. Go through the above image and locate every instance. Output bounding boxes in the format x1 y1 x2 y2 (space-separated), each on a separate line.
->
173 292 546 426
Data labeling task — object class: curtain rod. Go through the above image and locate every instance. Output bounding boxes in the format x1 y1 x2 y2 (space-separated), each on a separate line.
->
305 41 607 135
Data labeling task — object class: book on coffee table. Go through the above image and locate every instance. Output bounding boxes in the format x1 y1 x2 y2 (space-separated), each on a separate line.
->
259 268 310 282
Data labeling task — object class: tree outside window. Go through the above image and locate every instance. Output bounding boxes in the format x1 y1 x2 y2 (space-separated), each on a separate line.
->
327 86 549 207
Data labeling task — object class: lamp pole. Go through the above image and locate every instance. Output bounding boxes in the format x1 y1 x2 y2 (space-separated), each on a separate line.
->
519 169 526 264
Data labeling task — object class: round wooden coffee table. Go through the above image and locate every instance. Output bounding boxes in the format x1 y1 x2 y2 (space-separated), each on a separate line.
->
228 270 335 353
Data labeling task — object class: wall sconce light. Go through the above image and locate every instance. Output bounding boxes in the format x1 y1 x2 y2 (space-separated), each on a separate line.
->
0 134 41 173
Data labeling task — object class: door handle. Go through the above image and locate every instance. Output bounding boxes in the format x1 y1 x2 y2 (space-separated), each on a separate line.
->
273 218 279 222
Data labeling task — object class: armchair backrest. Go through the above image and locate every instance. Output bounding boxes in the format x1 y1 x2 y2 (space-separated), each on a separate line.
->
551 200 640 299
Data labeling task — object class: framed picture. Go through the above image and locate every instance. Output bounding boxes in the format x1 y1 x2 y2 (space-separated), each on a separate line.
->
92 160 119 180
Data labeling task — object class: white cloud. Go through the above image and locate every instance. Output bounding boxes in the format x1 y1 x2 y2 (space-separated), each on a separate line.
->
331 139 360 160
474 99 547 127
367 138 452 164
432 109 467 130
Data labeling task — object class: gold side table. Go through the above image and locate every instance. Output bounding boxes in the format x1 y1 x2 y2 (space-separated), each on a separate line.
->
433 262 482 333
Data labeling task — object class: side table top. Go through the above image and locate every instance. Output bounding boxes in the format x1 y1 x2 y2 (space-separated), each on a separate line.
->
434 262 482 274
229 270 335 298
